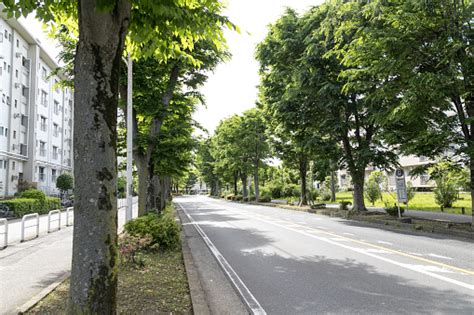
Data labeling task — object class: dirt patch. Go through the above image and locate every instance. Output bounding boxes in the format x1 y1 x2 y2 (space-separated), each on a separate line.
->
26 250 192 314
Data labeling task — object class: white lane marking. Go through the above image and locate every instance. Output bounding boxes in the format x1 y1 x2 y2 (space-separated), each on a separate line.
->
408 252 424 256
176 203 267 315
316 226 328 230
364 249 392 254
408 265 455 274
238 213 474 291
342 232 355 236
377 241 393 245
428 253 453 260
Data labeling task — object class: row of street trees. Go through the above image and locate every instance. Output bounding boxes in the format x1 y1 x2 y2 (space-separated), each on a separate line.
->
254 0 472 212
3 0 233 313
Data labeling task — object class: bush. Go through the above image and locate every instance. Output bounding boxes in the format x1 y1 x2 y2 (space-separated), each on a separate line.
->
243 197 249 202
339 201 352 210
269 184 283 199
434 183 458 208
46 197 61 210
320 189 332 201
124 211 180 251
384 204 405 216
365 180 381 206
19 189 46 202
310 189 320 201
119 233 154 267
0 198 46 217
235 195 243 201
259 195 271 202
17 180 37 193
249 196 256 201
259 187 271 197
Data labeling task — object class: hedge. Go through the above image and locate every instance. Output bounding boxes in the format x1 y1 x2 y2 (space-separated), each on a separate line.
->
0 197 61 218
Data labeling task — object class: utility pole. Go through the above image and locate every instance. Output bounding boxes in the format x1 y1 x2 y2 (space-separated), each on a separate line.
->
126 53 133 222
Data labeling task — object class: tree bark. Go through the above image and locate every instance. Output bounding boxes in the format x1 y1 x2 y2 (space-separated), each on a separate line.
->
135 155 148 217
254 167 260 200
241 173 248 198
351 170 366 212
470 159 474 224
330 168 336 202
299 155 308 206
233 171 238 195
69 1 130 313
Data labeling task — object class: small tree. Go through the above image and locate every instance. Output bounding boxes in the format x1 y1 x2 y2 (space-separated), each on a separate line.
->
429 161 462 209
56 173 73 199
365 180 381 206
406 182 416 203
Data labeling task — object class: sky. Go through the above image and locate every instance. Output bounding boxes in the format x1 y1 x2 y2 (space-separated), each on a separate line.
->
194 0 321 135
22 0 322 135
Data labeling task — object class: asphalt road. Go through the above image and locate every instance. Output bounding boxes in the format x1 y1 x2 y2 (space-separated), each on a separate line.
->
176 195 474 315
0 198 137 314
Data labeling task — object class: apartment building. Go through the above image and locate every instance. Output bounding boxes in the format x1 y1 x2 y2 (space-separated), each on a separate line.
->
0 9 73 197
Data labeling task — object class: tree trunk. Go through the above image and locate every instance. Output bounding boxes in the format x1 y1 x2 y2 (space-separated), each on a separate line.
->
330 169 336 202
254 167 260 201
470 159 474 225
299 156 308 206
69 1 130 313
241 174 248 198
233 172 238 195
351 170 366 212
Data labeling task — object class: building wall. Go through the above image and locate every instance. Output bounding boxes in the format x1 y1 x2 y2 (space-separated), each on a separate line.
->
0 12 73 197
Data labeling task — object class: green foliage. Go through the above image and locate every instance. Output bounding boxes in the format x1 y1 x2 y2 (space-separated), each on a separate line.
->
259 195 271 203
406 182 416 203
282 184 299 198
118 233 154 267
56 173 73 194
320 190 332 202
124 211 180 251
47 197 61 210
365 181 381 206
0 198 46 217
429 161 464 208
19 189 46 202
384 205 405 217
339 201 352 210
268 184 283 199
117 176 126 198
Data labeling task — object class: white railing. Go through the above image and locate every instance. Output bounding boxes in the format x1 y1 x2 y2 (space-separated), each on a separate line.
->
66 207 74 226
21 213 39 242
47 210 61 233
0 218 7 249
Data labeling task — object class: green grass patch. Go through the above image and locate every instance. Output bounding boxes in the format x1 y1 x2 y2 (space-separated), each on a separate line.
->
331 191 471 215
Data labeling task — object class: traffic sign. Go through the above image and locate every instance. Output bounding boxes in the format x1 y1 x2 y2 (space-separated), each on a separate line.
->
395 168 407 203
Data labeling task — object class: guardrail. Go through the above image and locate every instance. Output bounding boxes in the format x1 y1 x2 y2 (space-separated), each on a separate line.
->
21 213 39 242
66 207 74 226
0 218 7 249
47 210 61 233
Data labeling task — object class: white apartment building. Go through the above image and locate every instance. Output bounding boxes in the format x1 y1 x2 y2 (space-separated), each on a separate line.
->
0 9 73 197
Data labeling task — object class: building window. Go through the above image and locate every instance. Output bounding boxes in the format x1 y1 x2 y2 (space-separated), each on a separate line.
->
53 123 59 137
0 126 3 136
40 116 47 131
13 130 16 139
39 167 45 182
12 161 15 170
53 146 58 159
54 101 60 115
0 32 3 42
41 67 47 81
52 169 57 183
39 141 46 157
15 69 18 78
40 90 48 107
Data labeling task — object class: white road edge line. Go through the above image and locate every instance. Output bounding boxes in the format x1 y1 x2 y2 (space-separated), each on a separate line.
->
236 212 474 291
176 202 267 315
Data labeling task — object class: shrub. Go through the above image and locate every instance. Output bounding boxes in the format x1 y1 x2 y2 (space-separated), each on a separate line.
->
17 180 37 193
269 184 283 199
124 211 180 251
235 195 243 201
249 196 256 201
310 189 320 201
0 198 46 217
243 197 249 202
46 197 61 210
259 187 271 197
56 173 73 197
434 184 457 208
259 195 271 202
320 189 332 201
384 204 405 216
19 189 46 202
119 233 154 267
365 180 381 206
339 201 352 210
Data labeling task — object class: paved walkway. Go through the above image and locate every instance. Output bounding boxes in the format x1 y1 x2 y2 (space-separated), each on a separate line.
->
0 198 137 314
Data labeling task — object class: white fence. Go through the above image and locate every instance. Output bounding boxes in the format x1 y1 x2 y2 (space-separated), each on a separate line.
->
47 210 61 233
21 213 39 242
0 218 7 249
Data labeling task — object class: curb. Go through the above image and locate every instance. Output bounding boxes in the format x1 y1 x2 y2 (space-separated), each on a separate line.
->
17 271 70 314
176 212 211 315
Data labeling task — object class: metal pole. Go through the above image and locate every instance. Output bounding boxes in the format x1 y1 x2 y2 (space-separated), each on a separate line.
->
126 53 133 222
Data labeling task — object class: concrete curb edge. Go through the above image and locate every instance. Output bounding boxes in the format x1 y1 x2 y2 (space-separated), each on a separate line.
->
176 206 211 315
17 271 70 314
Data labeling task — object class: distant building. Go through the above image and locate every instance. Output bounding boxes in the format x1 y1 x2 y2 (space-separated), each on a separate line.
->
0 8 73 197
338 155 439 191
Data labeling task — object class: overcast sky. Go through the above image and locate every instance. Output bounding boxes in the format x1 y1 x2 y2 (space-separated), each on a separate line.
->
22 0 321 135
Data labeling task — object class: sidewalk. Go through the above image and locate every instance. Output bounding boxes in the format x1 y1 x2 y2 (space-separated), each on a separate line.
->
0 198 137 314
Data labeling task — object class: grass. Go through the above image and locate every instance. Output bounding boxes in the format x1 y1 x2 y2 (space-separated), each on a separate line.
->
330 191 472 215
26 205 192 315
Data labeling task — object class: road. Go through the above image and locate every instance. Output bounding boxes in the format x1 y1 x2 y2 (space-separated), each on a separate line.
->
0 198 137 314
176 195 474 315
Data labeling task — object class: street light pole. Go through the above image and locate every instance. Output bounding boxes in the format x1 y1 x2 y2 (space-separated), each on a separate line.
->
126 53 133 222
